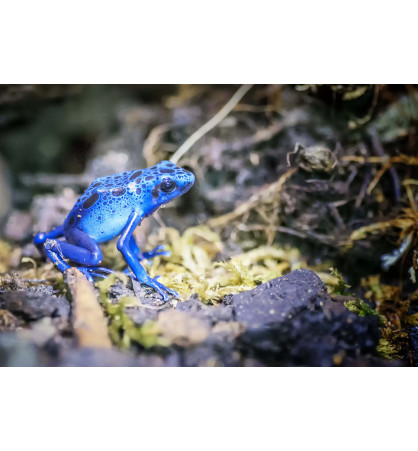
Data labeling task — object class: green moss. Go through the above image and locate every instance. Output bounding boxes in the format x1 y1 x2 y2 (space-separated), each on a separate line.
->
376 329 408 360
344 298 386 326
376 339 399 360
96 274 166 349
329 267 351 295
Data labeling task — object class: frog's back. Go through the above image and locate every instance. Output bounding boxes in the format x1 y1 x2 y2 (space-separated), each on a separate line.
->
64 161 195 243
64 170 147 242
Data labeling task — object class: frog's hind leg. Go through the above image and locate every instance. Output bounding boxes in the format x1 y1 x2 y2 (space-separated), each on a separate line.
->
34 225 65 245
34 225 65 254
43 228 106 283
43 244 95 282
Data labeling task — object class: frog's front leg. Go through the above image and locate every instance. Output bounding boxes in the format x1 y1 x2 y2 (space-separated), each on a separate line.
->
123 237 170 276
118 212 178 301
129 236 171 261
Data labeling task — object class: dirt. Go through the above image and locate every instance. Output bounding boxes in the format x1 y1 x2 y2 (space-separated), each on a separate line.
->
0 269 390 367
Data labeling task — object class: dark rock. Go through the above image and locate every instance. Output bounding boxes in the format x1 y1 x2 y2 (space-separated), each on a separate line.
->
231 269 381 366
0 309 22 331
181 334 239 367
232 269 327 330
0 333 41 366
176 298 206 314
60 347 165 367
176 298 234 324
410 327 418 366
0 290 70 321
125 306 159 325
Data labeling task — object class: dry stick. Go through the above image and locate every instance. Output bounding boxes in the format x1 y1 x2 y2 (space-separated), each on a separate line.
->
368 129 401 201
66 268 112 349
170 84 253 165
208 168 297 228
342 155 418 165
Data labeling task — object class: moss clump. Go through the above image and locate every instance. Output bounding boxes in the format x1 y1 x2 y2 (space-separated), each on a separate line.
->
146 226 305 303
376 329 408 360
96 274 167 349
329 267 351 295
344 298 385 326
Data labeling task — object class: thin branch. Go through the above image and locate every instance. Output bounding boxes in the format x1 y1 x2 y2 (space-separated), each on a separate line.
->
170 84 253 165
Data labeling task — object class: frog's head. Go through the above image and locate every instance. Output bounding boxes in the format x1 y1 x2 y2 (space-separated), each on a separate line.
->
143 160 195 214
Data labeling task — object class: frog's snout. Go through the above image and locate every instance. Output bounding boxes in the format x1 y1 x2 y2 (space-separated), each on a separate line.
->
181 171 195 193
187 171 195 186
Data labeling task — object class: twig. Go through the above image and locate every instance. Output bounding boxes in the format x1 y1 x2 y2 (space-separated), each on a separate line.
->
203 121 283 155
207 168 297 228
66 268 112 349
355 165 371 208
368 128 401 201
342 155 418 165
237 224 339 247
170 84 253 165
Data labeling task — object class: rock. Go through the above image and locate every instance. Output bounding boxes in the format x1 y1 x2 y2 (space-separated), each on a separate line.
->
175 298 206 314
176 298 234 324
232 269 328 330
0 333 41 366
231 269 381 366
212 321 245 338
0 309 22 331
410 327 418 366
0 289 70 321
18 318 59 347
156 310 211 346
125 306 159 325
4 210 33 241
181 334 238 367
60 348 165 367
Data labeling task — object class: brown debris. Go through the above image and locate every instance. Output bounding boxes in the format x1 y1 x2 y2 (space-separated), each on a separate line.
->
157 309 210 346
66 268 112 349
0 309 21 331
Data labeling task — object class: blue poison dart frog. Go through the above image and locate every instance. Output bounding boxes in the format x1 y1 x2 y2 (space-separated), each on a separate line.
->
34 161 195 301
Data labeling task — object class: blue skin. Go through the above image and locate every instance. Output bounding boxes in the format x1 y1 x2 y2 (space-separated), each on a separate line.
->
34 160 195 301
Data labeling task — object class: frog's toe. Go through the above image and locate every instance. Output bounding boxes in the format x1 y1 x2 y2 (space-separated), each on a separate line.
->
88 266 116 275
152 280 178 300
143 245 171 260
77 266 115 281
144 278 178 301
164 287 179 299
77 267 95 283
89 271 109 279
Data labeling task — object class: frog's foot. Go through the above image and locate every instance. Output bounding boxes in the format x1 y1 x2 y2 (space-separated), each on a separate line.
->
87 266 116 275
76 266 115 282
76 267 95 283
142 245 171 260
148 279 178 302
126 272 178 301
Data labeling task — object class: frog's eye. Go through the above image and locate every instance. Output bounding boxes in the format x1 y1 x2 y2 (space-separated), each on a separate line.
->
160 179 177 193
